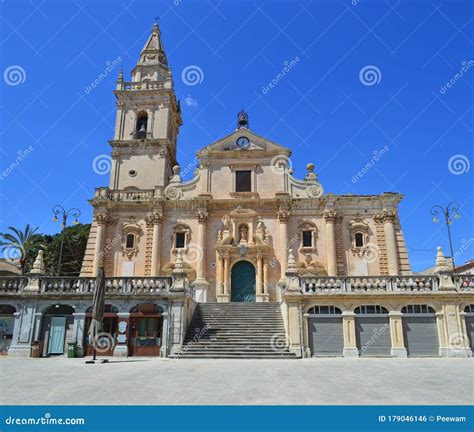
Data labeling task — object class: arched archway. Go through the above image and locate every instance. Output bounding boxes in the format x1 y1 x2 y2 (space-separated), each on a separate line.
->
41 304 75 356
0 305 16 354
231 261 256 302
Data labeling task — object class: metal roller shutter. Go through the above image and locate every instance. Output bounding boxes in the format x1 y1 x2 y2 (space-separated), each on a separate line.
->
308 316 344 356
356 316 391 356
465 315 474 351
403 315 439 356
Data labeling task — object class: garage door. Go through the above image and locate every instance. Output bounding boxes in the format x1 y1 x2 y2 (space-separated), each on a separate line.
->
355 305 391 356
402 305 439 356
307 306 343 356
464 305 474 351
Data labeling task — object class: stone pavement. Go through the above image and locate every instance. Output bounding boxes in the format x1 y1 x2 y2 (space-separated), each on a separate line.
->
0 357 472 405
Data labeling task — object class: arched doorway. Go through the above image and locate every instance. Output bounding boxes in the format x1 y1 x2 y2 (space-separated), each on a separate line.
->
231 261 256 302
129 304 164 356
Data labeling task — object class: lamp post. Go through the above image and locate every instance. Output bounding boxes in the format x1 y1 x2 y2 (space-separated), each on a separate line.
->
431 202 460 272
52 205 81 276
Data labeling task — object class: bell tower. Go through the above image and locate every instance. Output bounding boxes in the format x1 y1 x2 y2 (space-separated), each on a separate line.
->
109 21 182 191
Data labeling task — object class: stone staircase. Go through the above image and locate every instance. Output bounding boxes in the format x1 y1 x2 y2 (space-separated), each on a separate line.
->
170 303 297 359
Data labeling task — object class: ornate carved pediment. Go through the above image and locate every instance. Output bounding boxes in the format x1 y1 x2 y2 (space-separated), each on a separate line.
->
121 222 143 260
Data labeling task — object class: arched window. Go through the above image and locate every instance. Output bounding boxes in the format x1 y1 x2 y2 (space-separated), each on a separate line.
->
355 305 388 314
402 305 435 314
354 232 364 247
464 304 474 313
135 111 148 139
307 306 342 315
126 233 135 249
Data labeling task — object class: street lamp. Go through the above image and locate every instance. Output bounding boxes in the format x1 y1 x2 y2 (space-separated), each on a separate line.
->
430 202 460 272
52 205 81 276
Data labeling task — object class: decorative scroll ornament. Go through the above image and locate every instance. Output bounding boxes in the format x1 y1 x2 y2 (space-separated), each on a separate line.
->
165 186 182 200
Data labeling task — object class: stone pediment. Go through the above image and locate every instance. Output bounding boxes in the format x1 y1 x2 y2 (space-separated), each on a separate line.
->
197 129 291 158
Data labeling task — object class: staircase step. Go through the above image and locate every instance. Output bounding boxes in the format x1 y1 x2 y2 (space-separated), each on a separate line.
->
177 302 296 359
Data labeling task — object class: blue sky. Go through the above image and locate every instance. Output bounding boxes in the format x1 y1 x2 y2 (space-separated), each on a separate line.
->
0 0 473 271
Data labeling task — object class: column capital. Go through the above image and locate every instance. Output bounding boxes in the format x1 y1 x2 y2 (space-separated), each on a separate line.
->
324 210 337 222
375 209 397 223
277 208 290 223
196 210 208 224
95 211 109 226
146 212 163 226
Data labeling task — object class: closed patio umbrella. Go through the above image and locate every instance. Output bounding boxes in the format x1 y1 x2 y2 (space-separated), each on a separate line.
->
88 266 106 362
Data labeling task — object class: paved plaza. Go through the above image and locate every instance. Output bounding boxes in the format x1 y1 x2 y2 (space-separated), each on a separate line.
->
1 357 472 405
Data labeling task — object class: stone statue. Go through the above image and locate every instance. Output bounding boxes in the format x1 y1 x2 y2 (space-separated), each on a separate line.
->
239 224 248 243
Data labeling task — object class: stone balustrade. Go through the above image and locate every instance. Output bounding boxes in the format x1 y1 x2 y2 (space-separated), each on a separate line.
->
122 81 166 91
455 274 474 290
301 275 440 294
0 277 29 292
94 187 156 202
0 276 173 295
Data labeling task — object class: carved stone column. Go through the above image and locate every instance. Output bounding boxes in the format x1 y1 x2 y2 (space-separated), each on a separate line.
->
324 210 338 276
93 212 108 277
147 212 163 276
342 311 359 357
217 254 230 303
388 311 407 357
382 210 399 275
277 208 290 281
194 210 210 302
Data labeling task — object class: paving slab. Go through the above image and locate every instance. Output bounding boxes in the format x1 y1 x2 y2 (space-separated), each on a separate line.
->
0 357 472 405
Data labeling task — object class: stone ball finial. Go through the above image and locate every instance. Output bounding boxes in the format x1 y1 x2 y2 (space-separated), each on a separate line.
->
306 163 314 172
173 165 180 174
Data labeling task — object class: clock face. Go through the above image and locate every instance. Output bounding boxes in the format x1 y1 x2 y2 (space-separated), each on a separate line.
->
236 136 250 148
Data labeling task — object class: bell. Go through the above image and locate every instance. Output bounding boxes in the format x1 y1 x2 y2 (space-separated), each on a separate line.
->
138 124 146 133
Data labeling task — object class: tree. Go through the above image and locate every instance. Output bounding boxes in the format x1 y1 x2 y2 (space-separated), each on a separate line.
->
43 223 91 276
0 225 44 274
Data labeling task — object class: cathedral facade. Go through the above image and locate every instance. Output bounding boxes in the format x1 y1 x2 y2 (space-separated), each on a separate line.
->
79 22 412 304
1 23 472 360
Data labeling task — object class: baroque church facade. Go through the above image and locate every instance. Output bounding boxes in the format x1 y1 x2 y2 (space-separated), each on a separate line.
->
79 22 411 303
1 23 473 360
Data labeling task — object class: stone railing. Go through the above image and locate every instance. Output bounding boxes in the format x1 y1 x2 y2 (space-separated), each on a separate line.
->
454 274 474 290
0 276 173 295
0 277 29 293
301 275 440 294
122 81 166 91
94 187 156 202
